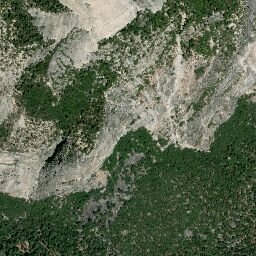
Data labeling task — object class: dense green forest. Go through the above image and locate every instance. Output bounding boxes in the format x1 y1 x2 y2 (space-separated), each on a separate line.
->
0 0 68 48
104 97 256 255
0 122 10 143
29 0 68 13
0 97 255 255
1 0 43 48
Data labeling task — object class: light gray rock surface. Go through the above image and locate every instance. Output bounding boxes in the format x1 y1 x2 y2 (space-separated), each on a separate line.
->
0 0 255 199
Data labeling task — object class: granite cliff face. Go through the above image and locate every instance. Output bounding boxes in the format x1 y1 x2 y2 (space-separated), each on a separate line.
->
0 0 255 199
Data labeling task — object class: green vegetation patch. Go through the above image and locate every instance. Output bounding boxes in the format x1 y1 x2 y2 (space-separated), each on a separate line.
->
17 54 117 152
181 0 240 24
0 192 98 255
0 0 44 48
194 66 206 79
0 0 67 49
178 0 244 58
29 0 68 13
0 122 11 143
112 0 241 40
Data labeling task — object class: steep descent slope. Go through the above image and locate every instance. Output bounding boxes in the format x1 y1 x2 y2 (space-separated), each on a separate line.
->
0 0 255 199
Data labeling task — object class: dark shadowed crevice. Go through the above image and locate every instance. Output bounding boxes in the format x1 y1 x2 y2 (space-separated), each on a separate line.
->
45 138 67 165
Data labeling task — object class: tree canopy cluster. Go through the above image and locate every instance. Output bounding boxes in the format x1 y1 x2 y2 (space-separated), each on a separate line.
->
17 55 117 153
1 0 68 48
